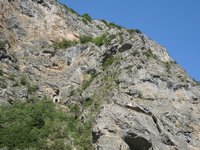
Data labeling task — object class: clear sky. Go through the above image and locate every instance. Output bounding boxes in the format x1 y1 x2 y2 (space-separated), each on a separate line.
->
59 0 200 81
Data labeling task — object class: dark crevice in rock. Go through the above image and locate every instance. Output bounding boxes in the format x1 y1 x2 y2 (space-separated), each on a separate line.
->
123 132 152 150
102 45 117 63
125 105 153 116
140 35 146 46
176 131 192 144
167 81 174 89
125 89 141 98
0 48 9 60
34 0 44 4
86 68 96 75
142 78 158 86
161 133 176 146
152 115 162 133
55 89 60 95
42 48 56 57
125 104 162 133
92 130 103 144
118 43 132 52
7 99 14 105
173 84 189 91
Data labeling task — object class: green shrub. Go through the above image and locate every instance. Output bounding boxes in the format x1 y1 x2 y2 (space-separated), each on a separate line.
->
171 60 177 64
13 80 19 87
0 98 54 149
82 13 92 23
7 73 15 81
96 25 103 30
27 84 38 94
194 79 200 85
0 79 7 89
127 29 142 34
135 29 142 34
127 29 135 34
80 35 93 44
92 36 105 46
101 20 122 29
53 40 78 49
92 33 111 46
132 50 140 56
83 98 93 108
102 56 115 70
0 68 3 76
0 41 5 49
79 33 113 46
0 98 93 149
108 22 122 29
101 19 107 24
144 49 157 59
19 75 38 94
82 73 97 90
62 3 78 15
163 62 171 73
20 75 29 85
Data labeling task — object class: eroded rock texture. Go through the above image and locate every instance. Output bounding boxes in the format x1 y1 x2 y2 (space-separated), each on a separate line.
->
0 0 200 149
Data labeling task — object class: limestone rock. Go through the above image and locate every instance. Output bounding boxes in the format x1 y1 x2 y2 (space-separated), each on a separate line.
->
0 0 200 150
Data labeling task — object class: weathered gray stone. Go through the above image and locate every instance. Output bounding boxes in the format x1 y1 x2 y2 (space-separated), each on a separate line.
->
0 0 199 149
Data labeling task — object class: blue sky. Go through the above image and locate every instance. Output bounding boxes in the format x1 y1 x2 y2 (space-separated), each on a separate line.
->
59 0 200 81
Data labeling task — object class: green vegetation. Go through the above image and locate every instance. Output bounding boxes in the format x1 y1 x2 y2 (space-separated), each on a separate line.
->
96 25 103 30
81 73 97 90
0 79 7 89
20 75 29 85
127 29 142 34
102 56 115 70
178 75 186 82
118 32 124 44
80 35 93 44
143 49 174 73
132 50 140 56
101 20 122 29
143 50 172 73
0 41 5 49
194 79 200 85
53 39 78 49
92 33 112 46
144 49 157 60
0 98 93 150
82 13 92 24
134 29 142 34
19 75 38 94
80 33 113 47
83 98 93 108
91 68 119 109
62 3 78 15
170 60 177 64
0 68 3 76
7 73 15 81
102 55 122 70
13 80 19 87
164 62 171 72
52 33 113 50
27 84 38 94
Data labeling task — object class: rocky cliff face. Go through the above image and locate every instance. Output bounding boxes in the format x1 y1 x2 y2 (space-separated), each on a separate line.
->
0 0 200 150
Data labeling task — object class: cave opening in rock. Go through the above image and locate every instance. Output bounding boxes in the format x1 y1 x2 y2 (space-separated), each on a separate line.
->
123 133 152 150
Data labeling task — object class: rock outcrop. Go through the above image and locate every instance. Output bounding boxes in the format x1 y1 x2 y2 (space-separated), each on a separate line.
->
0 0 200 150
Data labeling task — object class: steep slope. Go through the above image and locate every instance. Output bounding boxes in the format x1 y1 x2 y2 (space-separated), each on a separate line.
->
0 0 200 150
